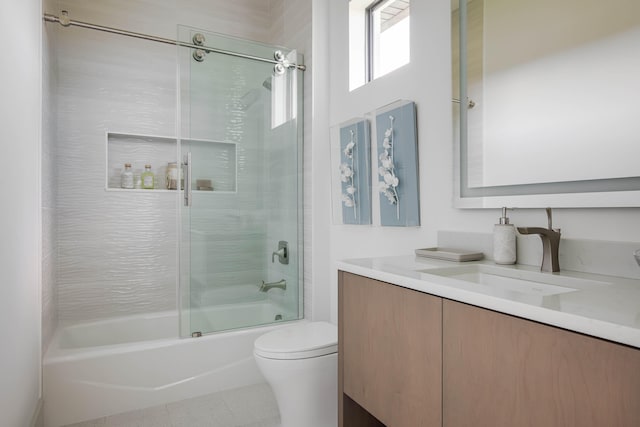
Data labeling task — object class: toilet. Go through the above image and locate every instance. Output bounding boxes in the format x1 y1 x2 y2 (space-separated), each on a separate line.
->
254 321 338 427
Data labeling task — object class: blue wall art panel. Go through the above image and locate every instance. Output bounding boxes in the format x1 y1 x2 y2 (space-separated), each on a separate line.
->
376 100 420 226
339 119 371 224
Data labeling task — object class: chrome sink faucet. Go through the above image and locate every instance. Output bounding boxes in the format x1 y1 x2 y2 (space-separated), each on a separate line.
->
517 208 561 272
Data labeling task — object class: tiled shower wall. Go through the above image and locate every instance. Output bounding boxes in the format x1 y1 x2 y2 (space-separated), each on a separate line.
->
50 0 312 324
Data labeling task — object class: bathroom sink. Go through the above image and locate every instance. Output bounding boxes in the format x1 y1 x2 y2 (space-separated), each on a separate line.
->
419 265 609 297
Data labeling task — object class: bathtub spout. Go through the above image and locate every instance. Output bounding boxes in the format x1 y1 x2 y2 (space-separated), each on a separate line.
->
259 279 286 292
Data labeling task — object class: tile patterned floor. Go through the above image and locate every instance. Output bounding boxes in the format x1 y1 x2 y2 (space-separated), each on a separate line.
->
64 383 280 427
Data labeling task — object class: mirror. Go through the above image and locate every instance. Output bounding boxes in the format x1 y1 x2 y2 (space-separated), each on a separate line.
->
452 0 640 208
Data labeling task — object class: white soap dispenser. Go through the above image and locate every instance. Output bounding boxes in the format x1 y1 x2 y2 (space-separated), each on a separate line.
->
493 207 516 265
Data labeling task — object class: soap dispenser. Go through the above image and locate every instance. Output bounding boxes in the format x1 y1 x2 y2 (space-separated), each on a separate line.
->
493 207 516 264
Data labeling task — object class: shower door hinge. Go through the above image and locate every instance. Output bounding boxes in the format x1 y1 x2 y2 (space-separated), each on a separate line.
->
191 331 202 338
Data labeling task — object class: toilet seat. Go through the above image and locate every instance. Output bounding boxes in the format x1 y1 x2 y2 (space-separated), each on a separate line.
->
254 321 337 360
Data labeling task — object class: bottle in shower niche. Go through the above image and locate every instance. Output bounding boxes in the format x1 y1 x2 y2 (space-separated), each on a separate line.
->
165 162 178 190
141 164 155 189
120 163 134 189
493 207 516 264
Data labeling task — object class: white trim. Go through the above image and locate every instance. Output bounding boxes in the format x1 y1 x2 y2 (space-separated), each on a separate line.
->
37 0 44 412
107 130 237 145
30 398 43 427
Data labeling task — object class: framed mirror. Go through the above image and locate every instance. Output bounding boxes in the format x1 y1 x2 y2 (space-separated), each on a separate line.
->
452 0 640 208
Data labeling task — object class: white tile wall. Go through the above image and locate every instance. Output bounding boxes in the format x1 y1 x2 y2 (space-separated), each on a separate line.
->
50 0 312 324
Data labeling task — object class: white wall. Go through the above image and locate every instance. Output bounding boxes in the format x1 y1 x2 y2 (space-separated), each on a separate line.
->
325 0 640 322
0 0 43 425
310 0 331 321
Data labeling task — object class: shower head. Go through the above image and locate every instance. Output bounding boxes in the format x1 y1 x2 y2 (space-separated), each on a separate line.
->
239 89 261 110
239 77 272 110
262 77 272 91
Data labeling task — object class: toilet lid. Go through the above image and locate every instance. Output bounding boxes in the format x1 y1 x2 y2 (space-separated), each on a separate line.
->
254 321 337 360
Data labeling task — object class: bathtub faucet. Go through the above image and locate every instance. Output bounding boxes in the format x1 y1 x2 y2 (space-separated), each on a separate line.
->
260 279 287 292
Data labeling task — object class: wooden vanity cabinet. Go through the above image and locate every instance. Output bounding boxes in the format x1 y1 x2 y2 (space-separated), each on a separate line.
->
339 271 640 427
338 271 442 427
443 299 640 427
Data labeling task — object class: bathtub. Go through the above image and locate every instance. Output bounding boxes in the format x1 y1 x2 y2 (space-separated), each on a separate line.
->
43 301 300 427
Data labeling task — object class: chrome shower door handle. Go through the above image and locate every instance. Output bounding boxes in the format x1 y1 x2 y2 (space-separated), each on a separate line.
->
184 152 192 207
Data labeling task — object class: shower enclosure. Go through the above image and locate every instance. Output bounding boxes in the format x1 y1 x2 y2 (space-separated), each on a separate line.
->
43 12 304 337
42 9 305 425
177 27 304 337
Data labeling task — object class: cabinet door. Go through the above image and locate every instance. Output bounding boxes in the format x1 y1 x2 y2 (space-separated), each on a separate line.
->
339 272 442 427
443 300 640 427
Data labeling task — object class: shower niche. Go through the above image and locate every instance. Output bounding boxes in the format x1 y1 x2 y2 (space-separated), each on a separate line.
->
106 131 237 193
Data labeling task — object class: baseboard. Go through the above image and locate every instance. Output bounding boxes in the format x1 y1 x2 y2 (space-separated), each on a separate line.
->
30 398 44 427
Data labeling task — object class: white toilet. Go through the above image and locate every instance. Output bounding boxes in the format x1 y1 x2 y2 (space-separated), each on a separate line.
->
254 321 338 427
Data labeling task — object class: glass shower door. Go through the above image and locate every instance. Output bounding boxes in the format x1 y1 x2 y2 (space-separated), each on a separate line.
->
178 27 303 337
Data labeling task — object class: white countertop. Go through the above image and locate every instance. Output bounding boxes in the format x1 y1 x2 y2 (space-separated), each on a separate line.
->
337 256 640 349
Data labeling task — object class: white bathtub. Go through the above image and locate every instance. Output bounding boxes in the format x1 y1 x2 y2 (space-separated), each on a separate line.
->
43 301 300 427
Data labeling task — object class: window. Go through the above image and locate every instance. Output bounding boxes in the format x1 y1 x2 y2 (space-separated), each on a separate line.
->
349 0 411 90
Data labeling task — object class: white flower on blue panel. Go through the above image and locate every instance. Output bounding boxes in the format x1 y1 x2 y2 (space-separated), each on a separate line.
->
341 129 358 218
378 115 399 212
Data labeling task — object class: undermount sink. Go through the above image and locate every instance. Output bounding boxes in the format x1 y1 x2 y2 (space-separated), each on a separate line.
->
419 265 610 297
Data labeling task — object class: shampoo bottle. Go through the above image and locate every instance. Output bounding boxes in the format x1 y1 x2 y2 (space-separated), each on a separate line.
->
120 163 134 189
141 164 155 190
493 207 516 264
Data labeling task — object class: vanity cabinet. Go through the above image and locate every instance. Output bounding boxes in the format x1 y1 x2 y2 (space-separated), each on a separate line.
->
338 271 442 427
443 299 640 427
339 271 640 427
